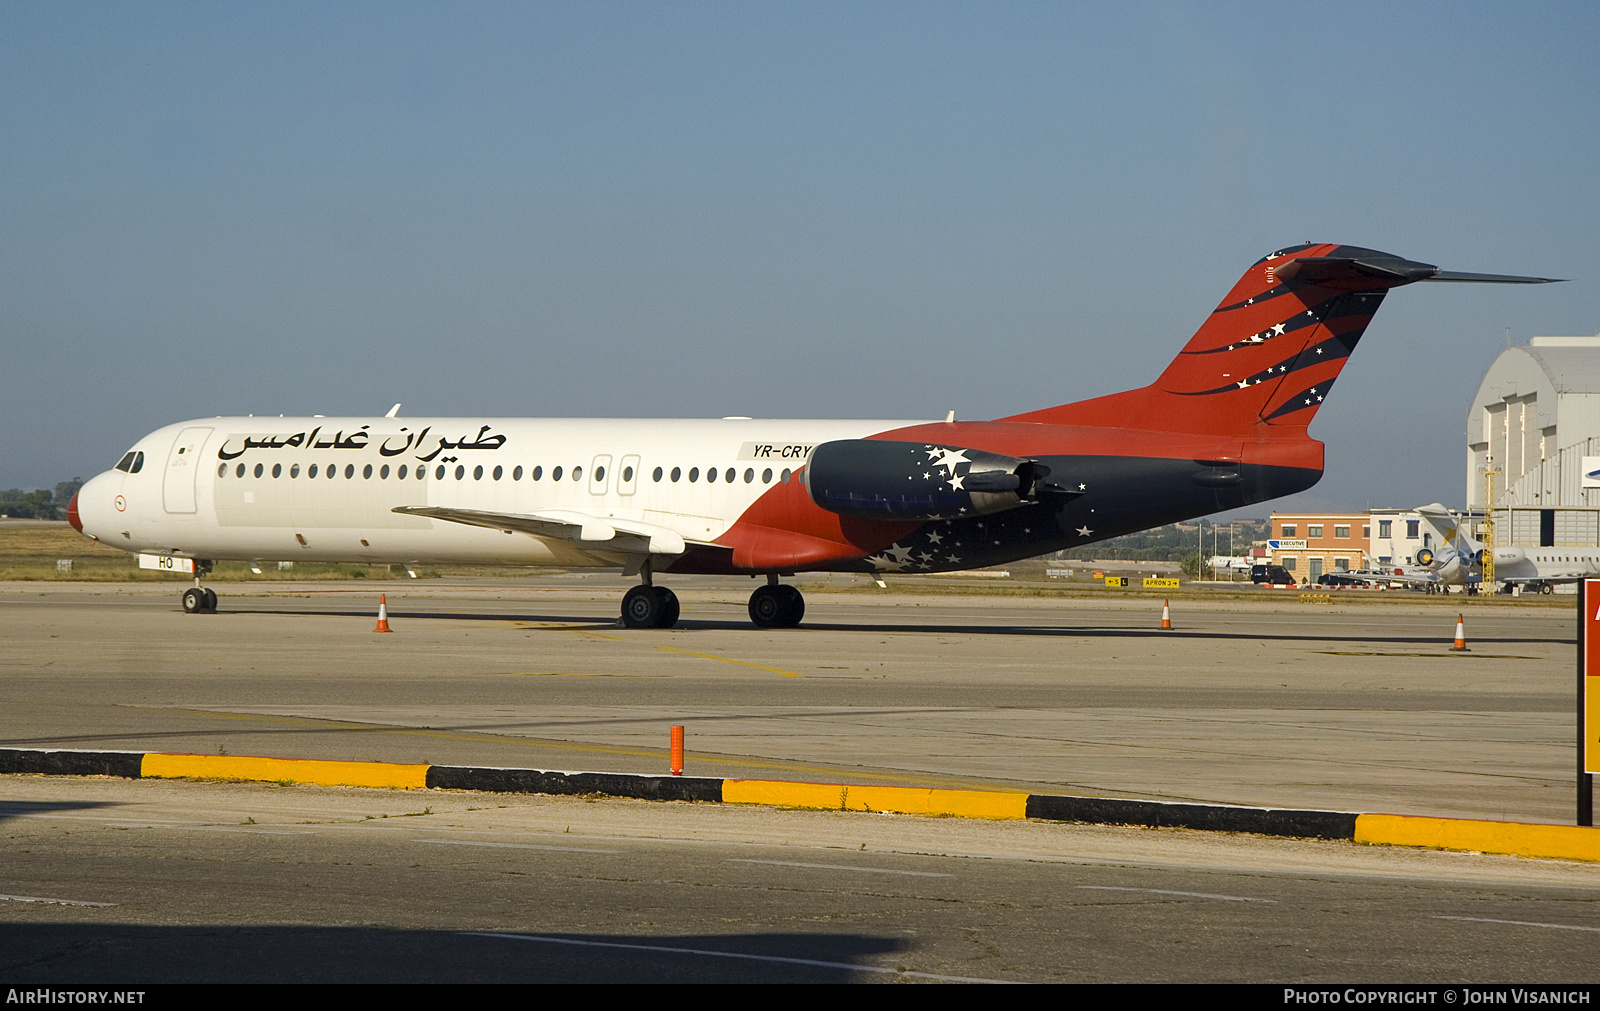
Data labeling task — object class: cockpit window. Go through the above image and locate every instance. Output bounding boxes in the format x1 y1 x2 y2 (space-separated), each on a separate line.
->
114 451 145 474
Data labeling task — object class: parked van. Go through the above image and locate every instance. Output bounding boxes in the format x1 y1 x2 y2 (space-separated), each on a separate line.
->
1250 564 1296 586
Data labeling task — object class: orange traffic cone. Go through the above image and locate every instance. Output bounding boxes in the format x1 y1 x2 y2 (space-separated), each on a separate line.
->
373 594 393 633
1449 613 1467 651
1160 599 1172 630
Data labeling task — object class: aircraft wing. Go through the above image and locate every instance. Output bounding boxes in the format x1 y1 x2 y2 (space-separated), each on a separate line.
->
392 505 713 557
1497 573 1590 586
1385 572 1442 588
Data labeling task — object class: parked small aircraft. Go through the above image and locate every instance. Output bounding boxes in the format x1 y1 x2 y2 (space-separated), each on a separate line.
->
1414 503 1600 594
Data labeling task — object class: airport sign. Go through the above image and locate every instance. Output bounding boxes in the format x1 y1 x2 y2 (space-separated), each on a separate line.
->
1583 456 1600 488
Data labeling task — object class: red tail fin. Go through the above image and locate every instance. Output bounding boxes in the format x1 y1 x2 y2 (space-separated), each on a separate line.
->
1004 243 1422 436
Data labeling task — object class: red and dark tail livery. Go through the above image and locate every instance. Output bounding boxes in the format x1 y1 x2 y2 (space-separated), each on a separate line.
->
1007 244 1559 437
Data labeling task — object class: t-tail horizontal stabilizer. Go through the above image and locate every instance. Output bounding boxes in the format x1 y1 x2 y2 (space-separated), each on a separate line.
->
1275 255 1564 287
1421 270 1566 284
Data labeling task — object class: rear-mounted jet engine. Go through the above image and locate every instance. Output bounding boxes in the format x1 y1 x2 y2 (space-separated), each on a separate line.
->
803 440 1058 520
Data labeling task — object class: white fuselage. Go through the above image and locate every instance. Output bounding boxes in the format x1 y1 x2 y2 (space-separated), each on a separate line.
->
75 416 929 567
1488 545 1600 584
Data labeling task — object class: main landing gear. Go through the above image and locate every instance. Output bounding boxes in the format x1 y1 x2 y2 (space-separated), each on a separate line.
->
621 583 680 629
617 574 806 629
748 576 804 629
180 560 218 614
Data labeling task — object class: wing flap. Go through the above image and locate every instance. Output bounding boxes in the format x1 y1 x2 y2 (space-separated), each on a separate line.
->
392 505 698 557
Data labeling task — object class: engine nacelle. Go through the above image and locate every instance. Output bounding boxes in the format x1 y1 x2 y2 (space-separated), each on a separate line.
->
803 440 1052 520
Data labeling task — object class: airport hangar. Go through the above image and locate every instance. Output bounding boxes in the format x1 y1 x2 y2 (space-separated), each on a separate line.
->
1469 332 1600 551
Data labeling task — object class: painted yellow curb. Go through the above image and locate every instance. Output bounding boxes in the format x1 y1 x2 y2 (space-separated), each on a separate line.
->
1355 814 1600 863
723 779 1027 820
140 753 429 790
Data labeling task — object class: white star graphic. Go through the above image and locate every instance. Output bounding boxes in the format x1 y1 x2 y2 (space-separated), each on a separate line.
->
926 530 943 545
885 544 914 564
948 474 965 490
1076 526 1093 536
1077 483 1086 490
929 448 971 474
1272 323 1286 335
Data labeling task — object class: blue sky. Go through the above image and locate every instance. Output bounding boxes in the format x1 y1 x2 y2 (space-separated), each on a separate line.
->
2 2 1596 513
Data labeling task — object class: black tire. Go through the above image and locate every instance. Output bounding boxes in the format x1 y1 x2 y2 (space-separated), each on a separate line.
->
1541 582 1554 595
749 585 784 628
750 584 803 628
201 588 218 612
621 584 662 628
775 584 804 626
182 587 204 613
653 586 680 628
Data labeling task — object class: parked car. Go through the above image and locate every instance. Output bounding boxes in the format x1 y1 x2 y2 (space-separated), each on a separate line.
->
1250 564 1296 585
1316 572 1375 588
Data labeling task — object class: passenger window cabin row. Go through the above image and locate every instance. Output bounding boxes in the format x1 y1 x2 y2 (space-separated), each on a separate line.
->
216 461 796 486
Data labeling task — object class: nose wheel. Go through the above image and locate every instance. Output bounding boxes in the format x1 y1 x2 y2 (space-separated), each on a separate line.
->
180 560 218 613
181 587 218 613
749 583 804 628
621 584 679 628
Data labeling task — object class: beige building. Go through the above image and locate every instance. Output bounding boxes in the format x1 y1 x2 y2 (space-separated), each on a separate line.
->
1268 513 1370 580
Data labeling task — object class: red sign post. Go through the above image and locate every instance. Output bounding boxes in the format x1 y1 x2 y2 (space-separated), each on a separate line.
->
1578 582 1599 825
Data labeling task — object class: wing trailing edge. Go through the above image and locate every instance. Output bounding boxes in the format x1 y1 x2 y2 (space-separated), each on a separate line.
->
392 505 712 558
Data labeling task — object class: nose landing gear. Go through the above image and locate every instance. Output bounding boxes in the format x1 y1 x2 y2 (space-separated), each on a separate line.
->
748 577 804 628
180 560 217 613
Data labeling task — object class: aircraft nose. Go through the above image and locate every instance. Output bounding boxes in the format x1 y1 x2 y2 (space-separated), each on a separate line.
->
67 492 82 533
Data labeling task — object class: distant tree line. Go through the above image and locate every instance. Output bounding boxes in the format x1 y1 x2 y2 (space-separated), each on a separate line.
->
0 480 84 520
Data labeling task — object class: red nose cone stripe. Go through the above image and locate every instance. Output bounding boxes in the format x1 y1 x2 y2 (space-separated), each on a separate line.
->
67 493 82 533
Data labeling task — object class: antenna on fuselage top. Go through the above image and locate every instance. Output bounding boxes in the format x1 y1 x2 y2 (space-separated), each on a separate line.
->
386 404 401 418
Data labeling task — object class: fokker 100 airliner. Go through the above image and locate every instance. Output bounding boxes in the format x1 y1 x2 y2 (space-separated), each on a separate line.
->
68 244 1558 628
